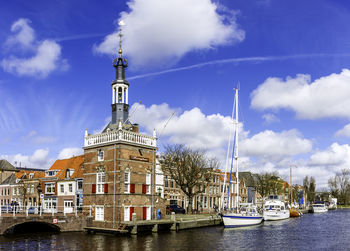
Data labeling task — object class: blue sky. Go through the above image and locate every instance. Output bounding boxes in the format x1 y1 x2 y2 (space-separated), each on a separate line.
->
1 0 350 189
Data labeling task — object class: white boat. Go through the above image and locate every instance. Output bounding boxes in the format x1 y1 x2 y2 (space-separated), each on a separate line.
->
221 88 263 228
263 195 290 221
222 203 263 227
312 203 328 213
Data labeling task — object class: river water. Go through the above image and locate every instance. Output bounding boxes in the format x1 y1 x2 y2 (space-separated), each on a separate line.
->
1 209 349 251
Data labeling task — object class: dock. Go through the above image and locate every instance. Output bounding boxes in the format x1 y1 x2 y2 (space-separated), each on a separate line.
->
85 213 222 235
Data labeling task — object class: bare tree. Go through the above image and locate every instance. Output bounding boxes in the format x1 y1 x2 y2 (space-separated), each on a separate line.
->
161 144 219 214
328 169 350 205
253 172 283 199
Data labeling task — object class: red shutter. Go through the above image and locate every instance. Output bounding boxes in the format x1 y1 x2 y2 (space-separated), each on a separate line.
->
92 184 96 193
142 184 146 194
104 184 108 193
130 184 135 193
130 207 134 220
143 207 147 220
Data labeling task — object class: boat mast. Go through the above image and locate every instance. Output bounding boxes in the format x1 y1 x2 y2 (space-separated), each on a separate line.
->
290 165 292 206
234 88 239 210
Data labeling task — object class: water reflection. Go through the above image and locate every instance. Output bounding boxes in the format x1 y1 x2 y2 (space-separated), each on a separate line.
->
0 209 349 251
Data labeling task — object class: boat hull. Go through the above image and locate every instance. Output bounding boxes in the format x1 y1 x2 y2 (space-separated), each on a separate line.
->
312 208 328 213
263 210 290 221
222 214 263 228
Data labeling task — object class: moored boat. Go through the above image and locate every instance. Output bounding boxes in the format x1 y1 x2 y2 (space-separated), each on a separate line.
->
222 203 263 227
263 195 290 221
221 88 263 228
289 207 301 217
312 202 328 213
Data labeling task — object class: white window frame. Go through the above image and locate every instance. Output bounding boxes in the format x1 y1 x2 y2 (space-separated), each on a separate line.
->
95 206 104 221
60 184 64 193
64 200 74 213
96 172 105 194
146 185 150 194
69 183 73 193
45 183 55 194
146 173 151 185
124 172 130 194
97 150 104 162
124 206 130 221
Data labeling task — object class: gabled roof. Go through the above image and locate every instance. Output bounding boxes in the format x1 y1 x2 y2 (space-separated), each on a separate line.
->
0 173 16 185
48 155 84 180
0 159 17 172
239 172 255 187
15 170 45 180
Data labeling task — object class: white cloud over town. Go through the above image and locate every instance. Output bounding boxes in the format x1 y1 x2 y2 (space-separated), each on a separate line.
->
94 0 245 68
0 149 51 169
57 147 83 160
250 69 350 120
1 18 68 78
335 123 350 138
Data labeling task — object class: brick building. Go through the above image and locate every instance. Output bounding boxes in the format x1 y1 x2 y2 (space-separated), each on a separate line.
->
83 32 164 229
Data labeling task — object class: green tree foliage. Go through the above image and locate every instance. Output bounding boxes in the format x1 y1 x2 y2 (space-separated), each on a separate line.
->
161 144 219 214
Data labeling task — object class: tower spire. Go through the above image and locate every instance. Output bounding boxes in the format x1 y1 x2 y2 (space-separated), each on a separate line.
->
109 20 130 127
118 20 125 57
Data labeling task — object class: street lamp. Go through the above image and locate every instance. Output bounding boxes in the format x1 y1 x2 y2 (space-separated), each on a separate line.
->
36 183 42 215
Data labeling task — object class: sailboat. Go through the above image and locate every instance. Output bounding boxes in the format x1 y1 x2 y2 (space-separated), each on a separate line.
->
221 88 263 228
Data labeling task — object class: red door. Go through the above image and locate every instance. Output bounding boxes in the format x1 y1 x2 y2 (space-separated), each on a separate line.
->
143 207 147 220
130 207 134 221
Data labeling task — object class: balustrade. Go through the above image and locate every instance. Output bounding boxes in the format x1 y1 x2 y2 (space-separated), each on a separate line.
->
84 129 156 148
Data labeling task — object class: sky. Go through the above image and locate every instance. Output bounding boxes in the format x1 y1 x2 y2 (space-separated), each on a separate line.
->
1 0 350 189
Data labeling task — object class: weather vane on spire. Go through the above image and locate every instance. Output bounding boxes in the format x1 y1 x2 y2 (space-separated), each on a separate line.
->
118 20 126 56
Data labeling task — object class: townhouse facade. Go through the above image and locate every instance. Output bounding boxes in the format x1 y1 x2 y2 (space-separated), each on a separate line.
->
42 156 84 213
0 169 45 210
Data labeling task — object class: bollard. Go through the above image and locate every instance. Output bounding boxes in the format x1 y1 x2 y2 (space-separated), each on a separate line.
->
26 207 28 217
89 205 92 217
75 204 77 217
13 207 15 217
171 212 176 221
40 205 42 216
132 212 137 222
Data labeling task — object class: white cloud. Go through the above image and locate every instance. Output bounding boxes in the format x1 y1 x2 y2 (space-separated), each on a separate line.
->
250 69 350 120
4 18 35 50
1 18 68 78
131 103 234 150
131 102 350 189
309 143 350 167
94 0 245 68
240 129 312 160
58 147 83 160
0 148 51 169
262 113 279 124
21 130 56 144
335 123 350 138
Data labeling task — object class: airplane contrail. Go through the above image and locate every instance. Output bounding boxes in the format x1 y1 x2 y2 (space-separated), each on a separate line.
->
129 53 350 80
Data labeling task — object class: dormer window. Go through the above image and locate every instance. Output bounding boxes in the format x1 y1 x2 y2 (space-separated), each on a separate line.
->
98 149 104 162
29 173 34 179
45 170 59 177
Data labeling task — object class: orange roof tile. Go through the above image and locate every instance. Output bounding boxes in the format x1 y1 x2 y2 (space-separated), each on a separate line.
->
48 155 84 180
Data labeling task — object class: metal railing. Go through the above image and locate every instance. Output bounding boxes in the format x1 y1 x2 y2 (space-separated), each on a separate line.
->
0 205 90 217
84 129 156 148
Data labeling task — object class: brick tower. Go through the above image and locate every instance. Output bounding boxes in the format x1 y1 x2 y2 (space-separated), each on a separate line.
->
83 25 164 229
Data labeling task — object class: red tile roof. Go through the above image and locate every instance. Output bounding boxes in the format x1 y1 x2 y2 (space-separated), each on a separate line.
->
48 155 84 180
